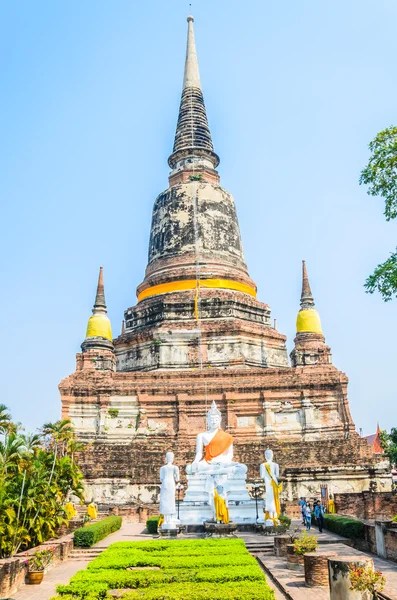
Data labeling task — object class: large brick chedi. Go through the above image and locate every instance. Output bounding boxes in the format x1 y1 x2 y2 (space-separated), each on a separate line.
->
60 16 391 505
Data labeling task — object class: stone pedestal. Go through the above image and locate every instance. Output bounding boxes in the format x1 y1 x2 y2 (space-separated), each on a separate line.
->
180 468 263 525
304 552 336 587
178 499 263 525
204 521 238 536
274 535 290 557
328 556 374 600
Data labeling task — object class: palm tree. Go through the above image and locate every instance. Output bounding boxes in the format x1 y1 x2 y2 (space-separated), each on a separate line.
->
66 439 85 464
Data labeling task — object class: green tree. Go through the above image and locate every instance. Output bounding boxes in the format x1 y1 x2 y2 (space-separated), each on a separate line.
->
0 408 84 558
380 428 397 468
360 126 397 301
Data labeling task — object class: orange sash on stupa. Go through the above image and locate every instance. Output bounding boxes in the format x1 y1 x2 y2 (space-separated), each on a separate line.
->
204 429 233 462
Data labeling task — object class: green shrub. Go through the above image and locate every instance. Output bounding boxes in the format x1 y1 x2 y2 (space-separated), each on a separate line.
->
293 532 318 555
146 516 160 534
73 516 122 548
279 515 291 527
57 539 273 599
109 538 246 551
70 565 265 588
120 581 274 599
323 514 365 540
56 581 109 598
87 550 256 571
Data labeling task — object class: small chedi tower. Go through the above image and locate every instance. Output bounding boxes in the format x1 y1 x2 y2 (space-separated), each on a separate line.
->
290 261 332 367
60 16 391 506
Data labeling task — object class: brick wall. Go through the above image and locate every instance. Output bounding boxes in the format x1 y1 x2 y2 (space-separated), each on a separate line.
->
110 504 159 523
335 492 397 521
0 534 74 597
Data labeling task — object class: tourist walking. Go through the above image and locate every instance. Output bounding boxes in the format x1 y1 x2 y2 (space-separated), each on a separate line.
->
314 501 325 533
304 503 312 530
299 497 306 525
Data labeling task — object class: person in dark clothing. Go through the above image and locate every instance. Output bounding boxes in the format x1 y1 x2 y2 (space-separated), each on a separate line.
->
314 501 325 533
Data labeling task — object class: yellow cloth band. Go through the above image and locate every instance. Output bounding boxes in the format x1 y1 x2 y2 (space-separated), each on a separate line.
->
296 308 323 334
137 279 257 302
86 314 113 341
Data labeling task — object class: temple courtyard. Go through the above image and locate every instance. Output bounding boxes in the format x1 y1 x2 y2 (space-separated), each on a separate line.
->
8 519 397 600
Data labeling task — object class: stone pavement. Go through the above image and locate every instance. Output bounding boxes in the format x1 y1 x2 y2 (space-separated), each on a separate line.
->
257 523 397 600
11 522 146 600
10 520 397 600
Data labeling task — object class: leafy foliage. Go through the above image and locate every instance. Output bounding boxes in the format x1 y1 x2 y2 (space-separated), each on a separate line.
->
360 126 397 301
73 516 122 547
293 531 318 556
349 564 386 595
279 515 291 527
52 539 273 600
145 515 160 534
322 514 365 539
379 428 397 467
25 546 55 572
364 251 397 301
0 407 84 558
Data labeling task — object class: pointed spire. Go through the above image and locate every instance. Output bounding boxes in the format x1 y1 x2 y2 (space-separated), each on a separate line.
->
183 16 201 89
93 266 107 315
84 267 113 343
300 260 315 310
296 260 323 335
168 16 219 170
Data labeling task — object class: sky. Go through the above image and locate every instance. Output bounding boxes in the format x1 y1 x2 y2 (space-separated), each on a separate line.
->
0 0 396 436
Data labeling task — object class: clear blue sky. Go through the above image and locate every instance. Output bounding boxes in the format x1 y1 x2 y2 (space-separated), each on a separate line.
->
1 0 396 435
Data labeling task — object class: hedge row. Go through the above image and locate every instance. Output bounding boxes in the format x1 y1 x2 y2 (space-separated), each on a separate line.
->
87 551 256 571
146 516 159 534
109 538 246 551
322 514 365 540
54 581 273 600
70 565 265 588
53 539 274 600
120 581 274 599
73 516 122 548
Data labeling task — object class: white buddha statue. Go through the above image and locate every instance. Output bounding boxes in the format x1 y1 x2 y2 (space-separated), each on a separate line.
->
186 401 247 476
159 451 180 529
260 449 282 526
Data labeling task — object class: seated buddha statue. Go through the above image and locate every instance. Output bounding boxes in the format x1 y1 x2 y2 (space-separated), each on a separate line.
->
186 401 247 476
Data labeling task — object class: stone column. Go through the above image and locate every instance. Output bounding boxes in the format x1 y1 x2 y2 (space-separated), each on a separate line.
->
263 400 274 436
328 556 374 600
304 552 336 586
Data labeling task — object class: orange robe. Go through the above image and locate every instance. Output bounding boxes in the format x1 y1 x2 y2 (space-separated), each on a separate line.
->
214 489 229 524
204 429 233 462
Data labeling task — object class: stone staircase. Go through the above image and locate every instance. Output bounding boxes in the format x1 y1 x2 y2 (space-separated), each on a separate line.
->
244 540 274 555
68 546 108 561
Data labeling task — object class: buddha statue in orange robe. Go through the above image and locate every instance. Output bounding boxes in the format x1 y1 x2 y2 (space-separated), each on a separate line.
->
186 401 247 476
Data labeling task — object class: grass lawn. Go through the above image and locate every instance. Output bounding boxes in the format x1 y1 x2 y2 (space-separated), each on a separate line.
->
50 538 274 599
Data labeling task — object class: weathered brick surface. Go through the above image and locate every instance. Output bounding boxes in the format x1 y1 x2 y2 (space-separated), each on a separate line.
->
0 535 73 597
335 492 397 520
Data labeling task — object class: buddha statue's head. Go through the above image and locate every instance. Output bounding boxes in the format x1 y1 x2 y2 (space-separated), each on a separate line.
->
165 451 174 464
264 449 273 462
206 401 222 431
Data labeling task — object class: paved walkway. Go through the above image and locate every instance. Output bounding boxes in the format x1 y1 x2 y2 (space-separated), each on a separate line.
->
10 520 397 600
12 522 146 600
258 523 397 600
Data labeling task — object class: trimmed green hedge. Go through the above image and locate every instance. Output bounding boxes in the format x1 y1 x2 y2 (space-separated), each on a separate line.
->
146 516 160 534
53 539 274 600
322 514 365 540
120 581 274 599
70 565 265 588
279 515 291 527
87 550 256 571
109 538 246 551
73 516 122 548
